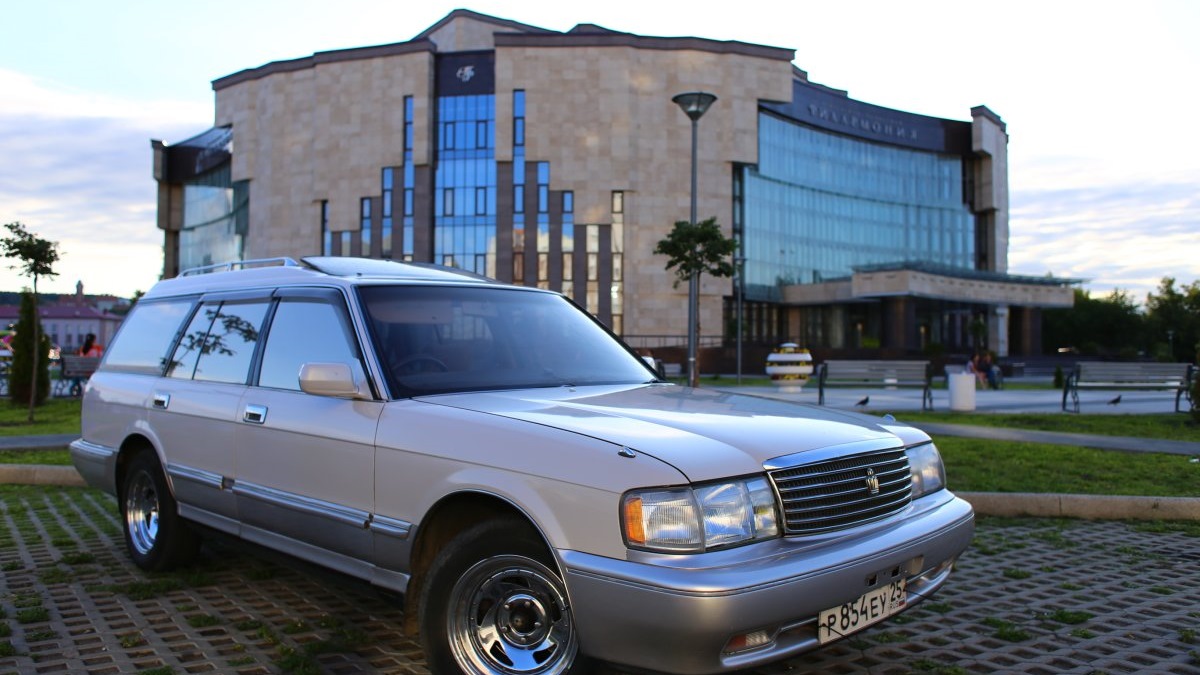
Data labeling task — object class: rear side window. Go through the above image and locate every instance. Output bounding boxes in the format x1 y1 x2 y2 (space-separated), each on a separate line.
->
167 300 269 384
102 300 194 375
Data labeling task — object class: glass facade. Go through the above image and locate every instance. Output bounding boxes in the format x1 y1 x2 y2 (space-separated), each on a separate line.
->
435 94 496 276
179 164 246 271
742 113 974 301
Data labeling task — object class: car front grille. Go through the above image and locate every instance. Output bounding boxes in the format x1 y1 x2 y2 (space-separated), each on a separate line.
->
769 448 912 535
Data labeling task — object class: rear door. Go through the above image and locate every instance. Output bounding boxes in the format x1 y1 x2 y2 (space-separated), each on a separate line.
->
152 293 271 533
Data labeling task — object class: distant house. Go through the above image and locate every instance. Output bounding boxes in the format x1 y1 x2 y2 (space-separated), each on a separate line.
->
0 282 128 354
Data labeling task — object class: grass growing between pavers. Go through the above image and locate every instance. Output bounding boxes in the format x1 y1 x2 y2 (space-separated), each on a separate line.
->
881 411 1199 441
0 398 81 436
939 436 1200 497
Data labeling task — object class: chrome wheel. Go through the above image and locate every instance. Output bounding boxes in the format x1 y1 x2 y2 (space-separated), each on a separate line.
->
448 554 578 675
124 469 160 556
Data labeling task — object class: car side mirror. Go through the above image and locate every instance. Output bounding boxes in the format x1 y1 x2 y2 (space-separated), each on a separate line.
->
298 362 371 399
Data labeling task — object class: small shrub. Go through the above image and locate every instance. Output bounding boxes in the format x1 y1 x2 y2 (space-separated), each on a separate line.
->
1191 371 1199 423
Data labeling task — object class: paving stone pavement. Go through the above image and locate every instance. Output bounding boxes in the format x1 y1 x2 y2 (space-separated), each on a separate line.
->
1 486 1198 675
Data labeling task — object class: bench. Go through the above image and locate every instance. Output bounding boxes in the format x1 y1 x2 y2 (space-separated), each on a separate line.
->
53 355 102 397
817 360 933 411
1062 361 1195 413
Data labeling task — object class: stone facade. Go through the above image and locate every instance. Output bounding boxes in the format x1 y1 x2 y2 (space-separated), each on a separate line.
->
200 12 792 340
154 10 1065 358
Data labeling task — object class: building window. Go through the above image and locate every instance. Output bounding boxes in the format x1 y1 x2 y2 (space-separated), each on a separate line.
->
612 191 624 214
443 188 455 216
563 191 573 213
320 200 331 255
476 188 487 215
476 121 489 149
513 90 525 148
443 122 455 150
514 186 524 214
382 168 394 258
361 198 372 255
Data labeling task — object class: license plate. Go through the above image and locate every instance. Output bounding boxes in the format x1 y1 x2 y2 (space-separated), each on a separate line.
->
817 579 906 644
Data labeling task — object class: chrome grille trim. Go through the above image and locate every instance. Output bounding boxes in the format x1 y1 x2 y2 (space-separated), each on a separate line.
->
769 448 913 535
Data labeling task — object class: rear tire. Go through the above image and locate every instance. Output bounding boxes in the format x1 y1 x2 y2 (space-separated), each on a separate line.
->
120 450 200 571
419 518 583 675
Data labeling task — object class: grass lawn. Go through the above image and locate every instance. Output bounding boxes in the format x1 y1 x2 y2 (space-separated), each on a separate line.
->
1 391 1194 499
0 398 82 436
939 436 1199 498
0 447 71 465
881 411 1198 442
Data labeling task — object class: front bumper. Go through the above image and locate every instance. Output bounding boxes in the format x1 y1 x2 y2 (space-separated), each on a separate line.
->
562 491 974 674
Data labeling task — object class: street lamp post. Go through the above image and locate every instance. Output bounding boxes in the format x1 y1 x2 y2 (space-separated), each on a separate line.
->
672 91 717 388
735 255 746 384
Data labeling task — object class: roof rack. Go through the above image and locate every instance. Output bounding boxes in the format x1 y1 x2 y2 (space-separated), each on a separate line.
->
179 258 302 277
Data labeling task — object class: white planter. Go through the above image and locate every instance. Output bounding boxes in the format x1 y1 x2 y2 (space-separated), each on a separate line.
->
765 343 814 393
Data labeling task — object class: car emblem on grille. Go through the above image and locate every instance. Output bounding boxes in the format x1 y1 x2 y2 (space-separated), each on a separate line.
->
864 468 880 495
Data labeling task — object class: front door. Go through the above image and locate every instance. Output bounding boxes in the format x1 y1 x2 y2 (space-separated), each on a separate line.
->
233 289 381 573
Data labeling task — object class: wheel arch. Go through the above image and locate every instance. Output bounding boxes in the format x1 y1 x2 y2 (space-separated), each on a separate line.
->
401 490 551 637
113 433 163 500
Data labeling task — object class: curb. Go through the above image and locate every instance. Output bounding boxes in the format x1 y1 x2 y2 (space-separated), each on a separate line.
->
0 463 86 487
958 491 1200 521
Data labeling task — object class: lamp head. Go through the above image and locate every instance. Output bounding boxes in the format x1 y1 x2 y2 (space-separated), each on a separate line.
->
672 92 717 121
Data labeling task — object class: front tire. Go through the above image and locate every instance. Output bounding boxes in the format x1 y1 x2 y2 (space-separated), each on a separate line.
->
420 518 581 675
121 450 200 571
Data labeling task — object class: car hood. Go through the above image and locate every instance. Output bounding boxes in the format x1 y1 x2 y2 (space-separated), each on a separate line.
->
418 384 930 482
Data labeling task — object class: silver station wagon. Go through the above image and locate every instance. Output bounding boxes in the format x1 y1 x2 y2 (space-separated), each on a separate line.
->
71 257 974 675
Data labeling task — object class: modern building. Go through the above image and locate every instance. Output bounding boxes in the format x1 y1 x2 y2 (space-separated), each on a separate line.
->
152 9 1072 367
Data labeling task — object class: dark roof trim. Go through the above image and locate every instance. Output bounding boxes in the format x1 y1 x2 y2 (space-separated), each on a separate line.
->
413 8 558 40
971 105 1007 131
212 9 793 91
213 39 435 91
493 33 794 61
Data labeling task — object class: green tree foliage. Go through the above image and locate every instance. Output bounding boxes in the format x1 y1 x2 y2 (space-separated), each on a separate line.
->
1143 277 1200 363
8 291 51 406
653 217 737 288
1 222 60 421
1042 288 1144 357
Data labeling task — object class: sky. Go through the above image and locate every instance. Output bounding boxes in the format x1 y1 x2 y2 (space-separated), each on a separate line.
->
1 0 1197 304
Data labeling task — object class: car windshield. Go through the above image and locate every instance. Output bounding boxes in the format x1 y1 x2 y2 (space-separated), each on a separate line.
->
358 285 657 397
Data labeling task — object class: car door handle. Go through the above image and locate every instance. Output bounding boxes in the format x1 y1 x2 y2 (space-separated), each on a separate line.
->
243 404 268 425
152 393 170 409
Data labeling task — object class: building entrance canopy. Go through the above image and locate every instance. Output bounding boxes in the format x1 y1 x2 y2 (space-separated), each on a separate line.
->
782 262 1076 308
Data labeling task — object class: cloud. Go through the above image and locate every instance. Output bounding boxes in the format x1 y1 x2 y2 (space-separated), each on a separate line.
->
1009 177 1200 302
0 69 209 296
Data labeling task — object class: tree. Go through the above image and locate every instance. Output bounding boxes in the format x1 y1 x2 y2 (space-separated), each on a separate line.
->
1042 288 1144 357
1 222 60 421
654 217 737 385
1144 277 1200 363
9 291 51 406
655 217 737 287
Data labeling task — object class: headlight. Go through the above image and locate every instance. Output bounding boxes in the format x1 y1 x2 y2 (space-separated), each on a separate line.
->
906 441 946 498
622 476 779 553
